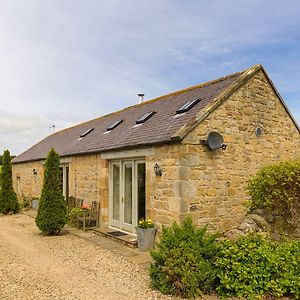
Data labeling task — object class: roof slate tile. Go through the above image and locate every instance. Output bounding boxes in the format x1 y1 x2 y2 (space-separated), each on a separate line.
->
13 70 242 163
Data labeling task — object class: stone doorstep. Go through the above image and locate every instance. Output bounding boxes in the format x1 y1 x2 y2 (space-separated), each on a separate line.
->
93 227 138 249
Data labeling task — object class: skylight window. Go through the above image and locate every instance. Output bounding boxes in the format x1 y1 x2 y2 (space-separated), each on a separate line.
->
80 128 94 138
107 119 123 131
136 111 156 124
176 98 201 114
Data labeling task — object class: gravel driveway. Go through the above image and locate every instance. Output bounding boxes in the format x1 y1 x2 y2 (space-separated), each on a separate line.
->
0 213 173 300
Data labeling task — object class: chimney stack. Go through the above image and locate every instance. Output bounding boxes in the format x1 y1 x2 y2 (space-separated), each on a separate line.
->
138 93 144 103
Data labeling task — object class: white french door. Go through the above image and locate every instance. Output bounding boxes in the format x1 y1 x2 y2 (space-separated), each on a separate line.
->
109 159 145 233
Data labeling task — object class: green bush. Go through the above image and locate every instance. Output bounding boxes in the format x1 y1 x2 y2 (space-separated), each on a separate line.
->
215 234 300 299
0 166 2 192
68 207 84 227
149 217 218 298
0 150 19 214
35 148 67 235
275 239 300 299
247 160 300 226
19 196 32 210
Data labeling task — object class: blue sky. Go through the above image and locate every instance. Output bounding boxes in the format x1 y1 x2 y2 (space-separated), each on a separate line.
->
1 0 300 155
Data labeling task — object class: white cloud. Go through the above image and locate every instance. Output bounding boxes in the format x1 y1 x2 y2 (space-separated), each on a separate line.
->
0 111 51 155
0 0 300 155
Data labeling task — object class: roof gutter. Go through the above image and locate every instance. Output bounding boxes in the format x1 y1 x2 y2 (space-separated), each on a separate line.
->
12 138 181 165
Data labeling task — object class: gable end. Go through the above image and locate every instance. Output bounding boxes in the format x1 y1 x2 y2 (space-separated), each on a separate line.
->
172 65 300 140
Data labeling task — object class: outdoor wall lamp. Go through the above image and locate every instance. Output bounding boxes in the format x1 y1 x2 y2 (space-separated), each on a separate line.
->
32 168 38 175
154 163 162 176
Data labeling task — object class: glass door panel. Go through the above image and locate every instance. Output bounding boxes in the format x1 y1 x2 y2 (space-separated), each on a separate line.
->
66 167 69 201
137 162 146 221
60 165 69 201
59 167 63 192
112 164 120 222
123 163 133 225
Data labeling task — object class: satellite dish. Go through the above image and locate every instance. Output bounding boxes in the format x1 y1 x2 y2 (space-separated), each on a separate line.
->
201 132 227 150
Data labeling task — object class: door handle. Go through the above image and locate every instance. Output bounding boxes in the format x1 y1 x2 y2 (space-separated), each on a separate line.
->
122 197 124 203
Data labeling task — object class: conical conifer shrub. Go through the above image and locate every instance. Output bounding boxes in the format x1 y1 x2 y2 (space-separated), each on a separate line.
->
35 148 67 234
0 150 19 214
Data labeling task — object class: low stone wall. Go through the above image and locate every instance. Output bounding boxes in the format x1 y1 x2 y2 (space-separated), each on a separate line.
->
224 209 300 239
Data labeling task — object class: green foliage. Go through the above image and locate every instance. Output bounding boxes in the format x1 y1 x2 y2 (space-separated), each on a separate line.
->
215 234 300 299
0 166 2 193
67 207 84 227
19 196 32 210
23 198 31 208
35 148 67 234
247 160 300 226
0 154 15 166
274 239 300 299
149 217 299 299
149 217 218 298
0 150 19 214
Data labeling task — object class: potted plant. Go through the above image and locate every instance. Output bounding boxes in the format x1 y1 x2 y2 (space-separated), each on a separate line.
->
135 219 157 251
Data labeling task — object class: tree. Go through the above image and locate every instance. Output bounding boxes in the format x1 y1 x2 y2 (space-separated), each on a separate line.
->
0 154 15 166
35 148 67 234
0 166 2 192
0 150 19 214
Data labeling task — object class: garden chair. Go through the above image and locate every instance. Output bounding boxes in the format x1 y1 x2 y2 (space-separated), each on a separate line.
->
77 201 100 231
76 198 83 208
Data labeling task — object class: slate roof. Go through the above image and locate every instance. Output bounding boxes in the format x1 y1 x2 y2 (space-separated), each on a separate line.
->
13 67 250 164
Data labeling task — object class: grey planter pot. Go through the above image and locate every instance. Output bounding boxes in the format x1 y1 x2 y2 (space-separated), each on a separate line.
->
135 227 157 252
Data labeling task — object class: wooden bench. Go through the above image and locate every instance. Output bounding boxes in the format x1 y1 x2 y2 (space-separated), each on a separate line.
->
77 201 100 231
67 196 83 210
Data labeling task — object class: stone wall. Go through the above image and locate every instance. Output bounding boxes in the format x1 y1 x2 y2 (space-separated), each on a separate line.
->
12 161 44 201
146 144 185 229
12 154 109 224
179 69 300 232
145 70 300 233
68 154 109 224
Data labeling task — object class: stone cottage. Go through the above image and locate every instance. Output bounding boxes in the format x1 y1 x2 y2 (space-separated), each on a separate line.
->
12 64 300 234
